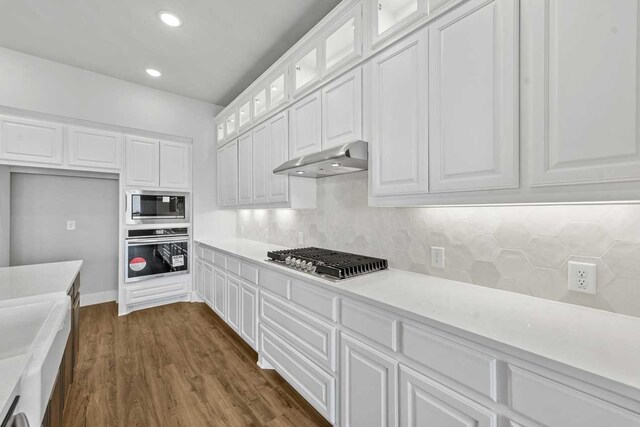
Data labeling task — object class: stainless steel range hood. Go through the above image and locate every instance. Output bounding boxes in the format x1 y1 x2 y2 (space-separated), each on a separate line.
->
273 140 368 178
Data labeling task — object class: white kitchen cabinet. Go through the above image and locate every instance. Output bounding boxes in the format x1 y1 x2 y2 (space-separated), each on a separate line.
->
322 68 362 149
195 259 204 300
203 263 214 308
213 267 227 319
226 274 241 333
268 112 290 203
240 280 258 350
0 116 63 165
268 70 288 111
369 29 429 197
293 44 321 95
225 110 238 139
323 1 363 73
225 140 238 206
428 0 518 193
524 0 640 187
372 0 427 48
66 126 123 171
399 365 496 427
238 100 251 130
238 132 253 205
289 91 322 157
160 141 191 189
253 87 268 120
340 333 398 427
217 146 227 206
217 120 225 146
125 135 159 187
252 122 270 204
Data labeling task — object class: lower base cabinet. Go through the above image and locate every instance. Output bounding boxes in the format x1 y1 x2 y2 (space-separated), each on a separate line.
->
399 365 496 427
213 267 227 319
239 281 258 349
340 333 398 427
226 275 241 333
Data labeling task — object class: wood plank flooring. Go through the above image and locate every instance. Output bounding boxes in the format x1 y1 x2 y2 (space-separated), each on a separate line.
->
62 302 330 427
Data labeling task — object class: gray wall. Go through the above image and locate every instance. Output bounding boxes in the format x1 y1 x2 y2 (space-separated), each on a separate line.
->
10 173 118 297
0 166 9 267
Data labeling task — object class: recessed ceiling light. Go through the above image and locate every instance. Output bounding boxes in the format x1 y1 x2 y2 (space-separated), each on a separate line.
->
146 68 162 77
158 11 182 27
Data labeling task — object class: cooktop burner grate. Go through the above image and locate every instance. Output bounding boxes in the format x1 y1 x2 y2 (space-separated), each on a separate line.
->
267 247 388 280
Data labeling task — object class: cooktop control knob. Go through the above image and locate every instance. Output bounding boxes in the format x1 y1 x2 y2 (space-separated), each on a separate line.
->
301 261 307 269
295 259 302 268
306 263 314 272
285 257 292 265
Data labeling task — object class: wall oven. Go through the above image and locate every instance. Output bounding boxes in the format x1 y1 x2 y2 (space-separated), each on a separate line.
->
125 227 189 283
125 190 189 225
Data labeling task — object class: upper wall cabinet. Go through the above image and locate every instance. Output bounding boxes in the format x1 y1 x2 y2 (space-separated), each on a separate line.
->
252 122 270 204
253 87 268 120
160 140 191 189
217 121 225 146
225 140 238 205
428 0 518 193
323 2 363 74
289 91 322 158
293 44 321 96
268 70 288 111
322 68 362 149
125 136 159 187
238 100 252 130
67 126 123 171
371 0 427 48
225 110 238 139
369 29 429 197
0 116 63 165
217 145 226 206
268 112 290 203
238 132 253 205
524 0 640 187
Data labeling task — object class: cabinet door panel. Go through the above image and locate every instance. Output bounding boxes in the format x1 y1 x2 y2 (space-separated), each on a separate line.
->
290 92 322 157
160 141 190 189
203 263 214 307
217 147 226 206
67 126 123 170
340 333 398 427
252 123 270 204
322 68 362 149
226 274 240 332
238 132 253 205
213 267 227 319
399 365 496 427
268 112 289 203
240 281 258 349
370 30 429 197
0 116 63 165
429 0 518 192
225 140 238 206
525 0 640 186
126 136 159 187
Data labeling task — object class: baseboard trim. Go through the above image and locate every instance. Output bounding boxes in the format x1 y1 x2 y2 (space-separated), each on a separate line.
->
81 290 117 307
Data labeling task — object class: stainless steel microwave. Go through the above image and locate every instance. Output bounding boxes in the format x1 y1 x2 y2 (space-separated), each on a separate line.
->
125 190 189 225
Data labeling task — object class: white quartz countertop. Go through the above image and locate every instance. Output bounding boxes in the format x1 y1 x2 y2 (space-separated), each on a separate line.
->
0 260 82 300
197 238 640 394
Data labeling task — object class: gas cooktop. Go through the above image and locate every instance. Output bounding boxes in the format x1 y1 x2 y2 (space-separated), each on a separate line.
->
266 247 388 281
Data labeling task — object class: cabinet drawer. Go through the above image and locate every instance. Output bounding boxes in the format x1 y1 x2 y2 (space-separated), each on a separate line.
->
260 292 336 371
214 251 227 269
340 299 398 351
241 262 259 284
227 256 241 276
260 268 290 299
201 247 214 264
402 322 497 400
195 244 203 259
260 325 336 424
125 278 189 306
508 365 640 427
290 279 337 321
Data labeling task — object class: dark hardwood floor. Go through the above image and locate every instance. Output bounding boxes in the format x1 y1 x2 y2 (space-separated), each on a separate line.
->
62 302 330 427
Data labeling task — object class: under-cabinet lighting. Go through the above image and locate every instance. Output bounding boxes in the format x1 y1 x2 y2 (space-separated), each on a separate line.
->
296 171 305 175
272 86 278 91
331 162 341 167
146 68 162 77
158 11 182 27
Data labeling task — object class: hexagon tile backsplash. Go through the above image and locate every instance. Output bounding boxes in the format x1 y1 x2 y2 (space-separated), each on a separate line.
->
237 172 640 318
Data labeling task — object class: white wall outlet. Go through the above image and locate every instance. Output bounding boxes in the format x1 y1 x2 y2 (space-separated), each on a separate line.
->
66 220 76 231
298 232 304 245
568 261 596 294
431 246 445 269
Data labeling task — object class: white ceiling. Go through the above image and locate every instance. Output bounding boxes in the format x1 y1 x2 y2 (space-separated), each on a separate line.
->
0 0 342 106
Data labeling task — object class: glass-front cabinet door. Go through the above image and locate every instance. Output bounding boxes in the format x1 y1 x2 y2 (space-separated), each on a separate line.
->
372 0 426 47
225 110 237 137
268 71 287 110
253 88 267 119
324 2 363 73
217 121 225 145
293 44 320 94
238 100 251 129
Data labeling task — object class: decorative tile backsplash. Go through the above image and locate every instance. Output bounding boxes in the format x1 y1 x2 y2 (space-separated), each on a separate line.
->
237 172 640 318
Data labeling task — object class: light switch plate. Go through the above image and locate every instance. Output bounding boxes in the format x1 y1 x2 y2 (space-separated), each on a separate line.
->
568 261 596 294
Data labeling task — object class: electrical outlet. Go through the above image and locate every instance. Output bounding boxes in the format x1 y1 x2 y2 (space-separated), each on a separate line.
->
298 232 304 245
66 220 76 231
431 246 445 269
568 261 596 294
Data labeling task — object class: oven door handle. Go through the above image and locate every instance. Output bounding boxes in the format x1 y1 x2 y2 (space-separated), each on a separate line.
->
126 237 189 246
